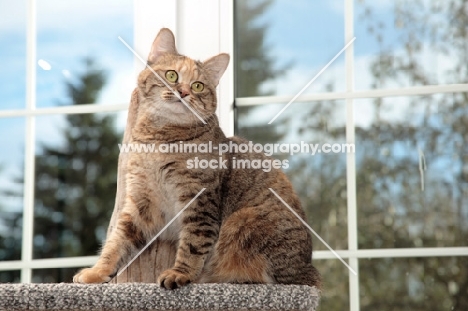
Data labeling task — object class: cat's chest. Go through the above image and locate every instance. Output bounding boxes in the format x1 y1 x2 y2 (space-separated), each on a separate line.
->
128 151 193 239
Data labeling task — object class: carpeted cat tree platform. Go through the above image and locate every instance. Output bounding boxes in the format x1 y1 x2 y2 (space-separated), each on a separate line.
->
0 283 320 311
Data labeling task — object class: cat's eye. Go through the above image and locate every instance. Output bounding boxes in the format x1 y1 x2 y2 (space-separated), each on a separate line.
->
165 70 178 83
191 82 204 92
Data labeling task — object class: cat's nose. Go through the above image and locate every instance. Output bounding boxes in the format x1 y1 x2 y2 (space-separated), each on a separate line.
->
177 87 190 98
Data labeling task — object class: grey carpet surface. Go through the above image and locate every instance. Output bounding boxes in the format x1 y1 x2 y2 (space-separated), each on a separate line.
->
0 283 320 311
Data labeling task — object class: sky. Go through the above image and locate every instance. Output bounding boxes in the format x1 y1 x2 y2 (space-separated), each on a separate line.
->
0 0 464 214
241 0 461 127
0 0 133 212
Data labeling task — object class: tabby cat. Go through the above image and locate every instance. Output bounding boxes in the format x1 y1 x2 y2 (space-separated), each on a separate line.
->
73 28 321 289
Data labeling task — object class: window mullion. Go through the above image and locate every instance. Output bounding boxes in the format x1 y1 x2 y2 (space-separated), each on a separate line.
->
218 0 234 137
20 0 37 284
345 0 360 310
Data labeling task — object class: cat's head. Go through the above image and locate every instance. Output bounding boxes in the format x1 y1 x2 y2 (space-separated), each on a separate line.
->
137 28 229 125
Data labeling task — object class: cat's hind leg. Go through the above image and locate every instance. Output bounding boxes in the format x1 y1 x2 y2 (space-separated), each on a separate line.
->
199 207 275 284
200 205 321 288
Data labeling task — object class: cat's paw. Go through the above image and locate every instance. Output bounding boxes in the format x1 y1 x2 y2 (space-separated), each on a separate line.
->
73 267 112 284
158 269 191 290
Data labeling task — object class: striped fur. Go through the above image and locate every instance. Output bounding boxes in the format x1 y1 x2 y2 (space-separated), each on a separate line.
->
73 28 321 289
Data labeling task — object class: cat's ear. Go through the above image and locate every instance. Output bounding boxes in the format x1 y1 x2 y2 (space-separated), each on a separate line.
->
203 53 230 86
148 28 177 64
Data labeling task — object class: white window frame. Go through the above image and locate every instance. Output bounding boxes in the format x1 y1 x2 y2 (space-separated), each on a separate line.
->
235 1 468 311
0 0 233 283
0 1 467 311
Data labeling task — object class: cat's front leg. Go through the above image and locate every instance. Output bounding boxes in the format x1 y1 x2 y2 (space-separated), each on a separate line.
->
73 210 147 283
158 188 220 289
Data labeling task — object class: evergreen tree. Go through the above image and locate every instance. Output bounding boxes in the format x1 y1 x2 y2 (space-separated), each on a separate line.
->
32 58 121 281
0 164 22 282
235 0 287 142
0 209 21 262
0 163 22 265
235 0 285 98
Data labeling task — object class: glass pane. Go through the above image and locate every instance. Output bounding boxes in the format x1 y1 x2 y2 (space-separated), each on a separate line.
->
0 0 27 110
0 117 25 261
0 270 21 283
356 93 468 248
237 101 348 250
360 257 468 310
32 267 82 283
315 259 350 311
33 111 125 259
235 0 345 98
36 0 134 107
355 0 468 90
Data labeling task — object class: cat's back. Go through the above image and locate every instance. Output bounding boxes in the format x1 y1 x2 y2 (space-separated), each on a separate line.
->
221 136 304 216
